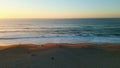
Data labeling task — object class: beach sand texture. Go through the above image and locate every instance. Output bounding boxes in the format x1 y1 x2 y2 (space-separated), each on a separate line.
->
0 43 120 68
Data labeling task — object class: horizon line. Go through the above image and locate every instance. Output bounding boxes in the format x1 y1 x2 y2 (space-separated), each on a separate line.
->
0 17 120 20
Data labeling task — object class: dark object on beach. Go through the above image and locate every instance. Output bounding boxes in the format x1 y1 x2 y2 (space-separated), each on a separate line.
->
27 51 31 54
31 54 36 57
51 57 55 60
41 45 44 47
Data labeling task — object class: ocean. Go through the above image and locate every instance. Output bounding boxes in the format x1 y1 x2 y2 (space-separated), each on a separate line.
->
0 18 120 44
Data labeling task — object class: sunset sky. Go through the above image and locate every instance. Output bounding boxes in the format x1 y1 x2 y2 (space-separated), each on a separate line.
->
0 0 120 19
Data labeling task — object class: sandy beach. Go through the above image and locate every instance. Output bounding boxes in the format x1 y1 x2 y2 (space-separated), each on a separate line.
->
0 0 120 68
0 43 120 68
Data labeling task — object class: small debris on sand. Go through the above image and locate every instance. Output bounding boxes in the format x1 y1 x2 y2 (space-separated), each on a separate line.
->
51 57 55 60
31 54 36 57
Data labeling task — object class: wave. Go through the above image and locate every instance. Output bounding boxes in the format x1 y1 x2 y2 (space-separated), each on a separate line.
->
0 36 47 40
0 36 120 44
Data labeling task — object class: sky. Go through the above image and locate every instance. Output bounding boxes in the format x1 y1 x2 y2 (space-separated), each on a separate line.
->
0 0 120 18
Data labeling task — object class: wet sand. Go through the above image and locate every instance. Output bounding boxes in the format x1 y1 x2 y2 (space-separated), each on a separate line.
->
0 43 120 68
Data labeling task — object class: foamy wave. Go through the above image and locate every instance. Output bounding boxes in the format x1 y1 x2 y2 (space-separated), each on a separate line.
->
0 36 120 44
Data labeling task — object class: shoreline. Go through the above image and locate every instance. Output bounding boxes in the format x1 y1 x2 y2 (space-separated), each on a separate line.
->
0 43 120 51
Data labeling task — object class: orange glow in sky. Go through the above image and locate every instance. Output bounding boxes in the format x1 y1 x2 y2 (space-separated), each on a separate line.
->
0 0 120 19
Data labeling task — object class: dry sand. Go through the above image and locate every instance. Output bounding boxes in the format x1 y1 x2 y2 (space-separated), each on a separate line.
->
0 43 120 68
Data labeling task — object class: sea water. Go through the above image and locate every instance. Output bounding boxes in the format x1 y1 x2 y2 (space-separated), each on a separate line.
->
0 18 120 44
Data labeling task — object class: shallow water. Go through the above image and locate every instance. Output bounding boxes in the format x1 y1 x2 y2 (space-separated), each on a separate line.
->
0 18 120 44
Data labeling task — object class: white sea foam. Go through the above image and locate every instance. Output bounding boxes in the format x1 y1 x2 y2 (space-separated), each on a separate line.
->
0 19 120 44
0 36 120 45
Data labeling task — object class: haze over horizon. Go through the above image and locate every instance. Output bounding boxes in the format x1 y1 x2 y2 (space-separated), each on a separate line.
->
0 0 120 19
